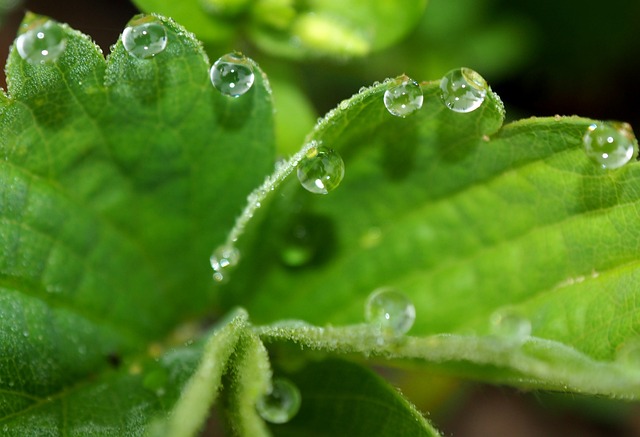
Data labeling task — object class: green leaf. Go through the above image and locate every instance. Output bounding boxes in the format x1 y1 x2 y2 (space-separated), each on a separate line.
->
0 13 274 432
132 0 428 59
226 77 640 397
146 309 250 437
270 358 440 436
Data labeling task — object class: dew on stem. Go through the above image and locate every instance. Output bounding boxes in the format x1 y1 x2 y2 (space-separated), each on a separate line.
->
365 287 416 337
296 146 345 194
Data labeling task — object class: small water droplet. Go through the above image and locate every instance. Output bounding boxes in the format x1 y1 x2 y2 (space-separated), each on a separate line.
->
16 19 66 64
490 309 531 344
210 245 240 282
296 146 345 194
22 330 29 337
122 16 168 59
210 52 255 97
439 68 488 113
383 78 423 117
256 377 301 424
365 287 416 336
583 121 637 169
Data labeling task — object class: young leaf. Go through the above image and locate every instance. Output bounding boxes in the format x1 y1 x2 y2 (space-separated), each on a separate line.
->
226 77 640 397
0 13 274 432
270 358 441 437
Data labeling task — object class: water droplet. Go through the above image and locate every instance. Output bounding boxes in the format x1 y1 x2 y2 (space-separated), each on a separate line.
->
210 245 240 282
122 16 168 59
583 122 637 169
439 68 488 113
365 287 416 336
383 78 423 118
490 309 531 344
16 19 66 64
256 377 301 424
296 146 345 194
210 53 255 97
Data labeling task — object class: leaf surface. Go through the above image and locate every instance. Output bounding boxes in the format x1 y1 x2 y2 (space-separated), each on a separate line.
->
0 13 274 433
228 78 640 397
270 358 441 437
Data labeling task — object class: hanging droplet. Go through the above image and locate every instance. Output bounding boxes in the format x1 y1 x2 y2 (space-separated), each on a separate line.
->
439 68 488 113
365 287 416 336
297 146 345 194
383 78 423 117
122 16 168 59
210 245 240 282
210 53 255 97
256 377 301 424
490 309 531 344
16 19 66 64
583 122 637 169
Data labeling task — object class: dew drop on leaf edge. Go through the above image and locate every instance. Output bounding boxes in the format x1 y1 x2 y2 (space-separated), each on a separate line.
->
583 121 637 170
296 146 345 195
210 52 255 97
439 67 488 113
490 309 531 344
256 377 301 424
364 287 416 337
210 245 240 282
383 78 423 118
16 19 66 64
122 16 168 59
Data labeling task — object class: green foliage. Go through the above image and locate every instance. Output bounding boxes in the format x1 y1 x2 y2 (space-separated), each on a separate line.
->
132 0 427 59
0 1 639 436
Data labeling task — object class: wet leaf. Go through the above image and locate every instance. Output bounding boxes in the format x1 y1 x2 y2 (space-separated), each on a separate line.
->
231 76 640 398
0 13 274 433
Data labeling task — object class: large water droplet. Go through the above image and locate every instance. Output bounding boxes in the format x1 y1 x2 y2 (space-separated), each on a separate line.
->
297 146 345 194
490 309 531 344
210 53 255 97
122 17 168 59
383 78 423 118
256 377 301 424
210 245 240 282
439 68 488 113
16 20 66 64
583 122 637 169
365 287 416 336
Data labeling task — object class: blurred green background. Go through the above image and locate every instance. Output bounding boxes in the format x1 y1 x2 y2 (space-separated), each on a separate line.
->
1 0 639 435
